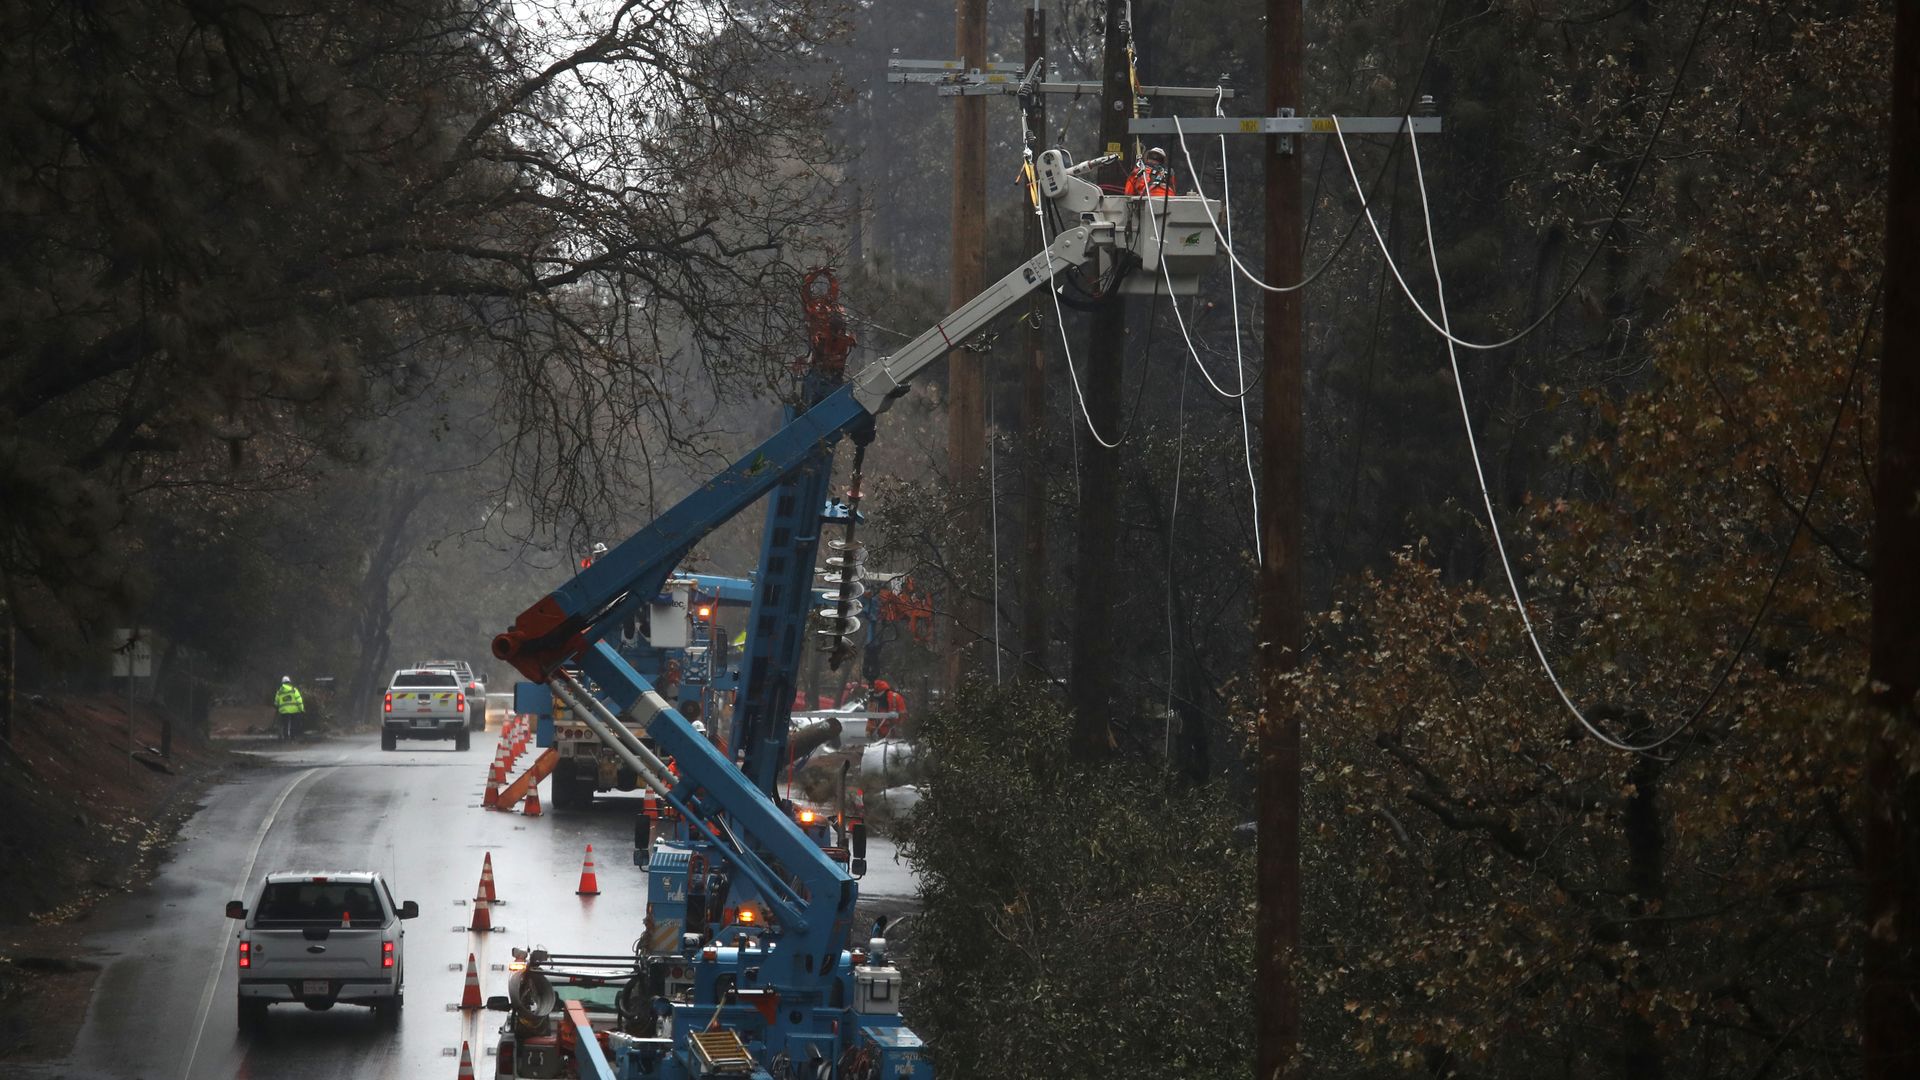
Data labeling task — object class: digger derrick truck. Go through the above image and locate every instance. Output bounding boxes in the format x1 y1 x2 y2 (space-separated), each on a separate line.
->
490 150 1218 1079
524 571 774 809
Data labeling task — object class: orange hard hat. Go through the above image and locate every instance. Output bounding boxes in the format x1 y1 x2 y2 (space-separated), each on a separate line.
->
872 679 891 692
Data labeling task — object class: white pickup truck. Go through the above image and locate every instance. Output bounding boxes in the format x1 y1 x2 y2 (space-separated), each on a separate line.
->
227 871 418 1027
382 668 471 751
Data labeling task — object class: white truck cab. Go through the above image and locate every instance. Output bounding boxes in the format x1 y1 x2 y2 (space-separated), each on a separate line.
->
227 870 417 1027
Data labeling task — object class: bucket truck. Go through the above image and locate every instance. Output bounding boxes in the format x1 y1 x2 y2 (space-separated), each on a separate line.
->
488 149 1219 1079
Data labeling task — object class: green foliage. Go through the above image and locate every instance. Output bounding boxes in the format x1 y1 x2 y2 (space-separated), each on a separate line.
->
899 683 1253 1079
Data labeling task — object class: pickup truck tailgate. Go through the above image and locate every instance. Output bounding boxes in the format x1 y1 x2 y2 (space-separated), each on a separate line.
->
251 928 384 979
392 690 460 715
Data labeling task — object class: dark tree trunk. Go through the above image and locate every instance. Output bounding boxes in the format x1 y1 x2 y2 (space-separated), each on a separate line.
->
943 0 988 692
1865 4 1920 1074
345 482 425 719
1066 0 1135 761
1620 755 1667 1080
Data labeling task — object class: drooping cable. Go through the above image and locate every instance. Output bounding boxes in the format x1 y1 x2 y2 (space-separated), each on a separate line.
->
1215 94 1263 560
1139 164 1263 559
1331 0 1717 352
1144 191 1251 400
1171 118 1362 295
1027 92 1126 451
1404 123 1661 753
1401 110 1873 755
1164 0 1448 296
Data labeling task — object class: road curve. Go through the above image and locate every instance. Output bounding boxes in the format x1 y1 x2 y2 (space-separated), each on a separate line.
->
12 733 916 1080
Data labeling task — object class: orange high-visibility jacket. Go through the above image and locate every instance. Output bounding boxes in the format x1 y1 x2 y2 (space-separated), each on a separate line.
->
1125 162 1176 197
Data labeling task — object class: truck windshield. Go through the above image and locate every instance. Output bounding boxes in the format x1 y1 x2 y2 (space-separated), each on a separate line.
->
255 882 385 927
393 672 458 688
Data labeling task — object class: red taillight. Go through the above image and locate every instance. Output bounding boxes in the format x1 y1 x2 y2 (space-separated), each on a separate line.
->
382 941 394 969
238 941 251 969
498 1042 515 1073
457 693 466 711
384 693 392 713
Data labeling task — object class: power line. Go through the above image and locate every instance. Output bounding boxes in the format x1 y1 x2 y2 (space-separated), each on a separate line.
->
1145 194 1255 401
1216 104 1263 560
1401 99 1876 755
1404 119 1665 754
1037 205 1126 450
1164 1 1448 297
1331 0 1718 353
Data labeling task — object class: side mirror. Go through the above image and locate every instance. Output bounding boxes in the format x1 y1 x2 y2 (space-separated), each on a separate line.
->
399 901 419 920
225 901 247 920
485 995 511 1012
850 820 868 861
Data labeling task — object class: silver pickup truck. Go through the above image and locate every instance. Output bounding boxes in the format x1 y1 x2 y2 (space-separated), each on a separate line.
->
227 871 418 1027
382 668 471 751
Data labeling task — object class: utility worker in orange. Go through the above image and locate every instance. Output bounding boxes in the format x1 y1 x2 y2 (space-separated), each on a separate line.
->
1124 147 1177 197
868 679 907 740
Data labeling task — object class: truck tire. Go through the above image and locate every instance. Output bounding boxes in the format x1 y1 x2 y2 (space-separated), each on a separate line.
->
381 727 396 751
376 994 402 1026
454 728 470 752
237 998 267 1029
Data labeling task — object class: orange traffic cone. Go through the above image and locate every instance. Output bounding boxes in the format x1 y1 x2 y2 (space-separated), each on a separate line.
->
455 1041 476 1079
575 844 600 896
483 778 499 809
475 853 498 903
522 783 542 817
469 896 492 932
458 954 482 1009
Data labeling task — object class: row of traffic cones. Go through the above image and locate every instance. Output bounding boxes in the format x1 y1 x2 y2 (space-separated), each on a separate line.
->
456 958 479 1076
482 716 543 815
463 848 595 933
446 843 597 1079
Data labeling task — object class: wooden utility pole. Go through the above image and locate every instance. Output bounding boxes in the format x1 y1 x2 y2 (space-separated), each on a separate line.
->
1865 3 1920 1074
1019 2 1050 678
1066 0 1133 760
945 0 990 694
1257 0 1306 1075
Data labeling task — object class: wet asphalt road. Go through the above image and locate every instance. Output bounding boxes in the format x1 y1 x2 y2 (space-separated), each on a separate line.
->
17 733 919 1080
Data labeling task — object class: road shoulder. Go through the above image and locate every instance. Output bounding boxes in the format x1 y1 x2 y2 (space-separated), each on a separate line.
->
0 694 253 1064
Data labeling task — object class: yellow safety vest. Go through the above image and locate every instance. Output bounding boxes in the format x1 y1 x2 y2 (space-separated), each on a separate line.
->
275 685 305 714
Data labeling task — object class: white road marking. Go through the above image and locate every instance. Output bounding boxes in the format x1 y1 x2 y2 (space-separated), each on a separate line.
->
177 765 323 1080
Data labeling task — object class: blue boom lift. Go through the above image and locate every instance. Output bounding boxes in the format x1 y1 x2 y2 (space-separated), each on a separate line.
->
489 148 1219 1079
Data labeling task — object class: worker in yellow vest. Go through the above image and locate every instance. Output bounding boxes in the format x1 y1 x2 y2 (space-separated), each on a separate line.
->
274 676 305 742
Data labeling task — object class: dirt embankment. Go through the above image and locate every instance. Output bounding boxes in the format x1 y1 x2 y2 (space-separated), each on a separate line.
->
0 694 242 1060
